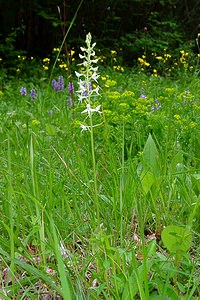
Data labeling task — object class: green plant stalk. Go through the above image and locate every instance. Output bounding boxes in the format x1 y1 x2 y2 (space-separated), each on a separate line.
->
30 134 46 265
149 189 160 229
140 225 150 299
89 113 100 230
50 216 74 300
103 237 120 298
120 119 125 243
7 137 15 285
137 199 149 299
131 247 146 300
188 195 200 228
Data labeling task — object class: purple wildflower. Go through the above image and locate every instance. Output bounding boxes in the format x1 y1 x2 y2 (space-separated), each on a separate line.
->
52 79 56 86
20 87 27 96
140 93 147 99
67 98 73 105
49 109 53 116
52 79 60 92
30 89 37 100
68 82 74 94
58 76 64 91
52 76 65 92
151 99 161 111
156 101 161 110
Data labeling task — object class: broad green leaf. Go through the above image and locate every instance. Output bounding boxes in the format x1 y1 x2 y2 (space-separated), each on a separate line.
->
140 169 155 194
146 239 157 258
161 225 192 253
142 134 161 176
46 124 56 135
122 271 138 299
149 293 171 300
122 260 152 299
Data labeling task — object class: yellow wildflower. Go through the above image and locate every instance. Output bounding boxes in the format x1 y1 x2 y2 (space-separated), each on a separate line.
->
107 91 121 99
59 63 67 68
189 121 196 128
105 79 117 87
174 114 181 120
70 50 75 56
155 56 163 60
119 103 130 110
43 58 50 63
121 91 134 97
111 50 117 55
31 120 40 126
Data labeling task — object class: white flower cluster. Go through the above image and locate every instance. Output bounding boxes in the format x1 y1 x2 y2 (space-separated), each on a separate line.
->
76 33 101 131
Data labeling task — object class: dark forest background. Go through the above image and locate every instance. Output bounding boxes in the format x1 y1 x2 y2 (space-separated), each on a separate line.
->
0 0 200 64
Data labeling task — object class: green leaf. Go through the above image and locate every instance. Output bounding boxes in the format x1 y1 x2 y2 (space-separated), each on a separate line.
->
138 134 162 194
122 271 139 299
146 239 157 258
142 134 161 176
46 124 56 135
161 225 192 253
140 169 155 194
50 217 74 300
149 293 171 300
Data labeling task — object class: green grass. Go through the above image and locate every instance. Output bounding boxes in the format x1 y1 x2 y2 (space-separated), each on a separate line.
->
0 59 200 299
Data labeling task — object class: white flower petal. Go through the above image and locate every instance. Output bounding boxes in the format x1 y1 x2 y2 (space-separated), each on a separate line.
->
95 105 102 113
79 54 85 59
80 47 87 52
81 124 88 132
75 71 82 78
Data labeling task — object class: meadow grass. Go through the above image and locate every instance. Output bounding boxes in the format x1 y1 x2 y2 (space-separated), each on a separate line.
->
0 38 200 299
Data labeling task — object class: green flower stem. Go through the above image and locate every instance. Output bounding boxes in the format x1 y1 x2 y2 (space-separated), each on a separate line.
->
89 113 100 230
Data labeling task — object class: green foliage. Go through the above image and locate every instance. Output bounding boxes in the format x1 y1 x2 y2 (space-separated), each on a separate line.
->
138 133 161 194
0 36 200 298
162 225 192 261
